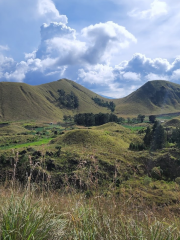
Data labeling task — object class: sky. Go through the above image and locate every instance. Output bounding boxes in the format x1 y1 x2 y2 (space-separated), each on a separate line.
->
0 0 180 98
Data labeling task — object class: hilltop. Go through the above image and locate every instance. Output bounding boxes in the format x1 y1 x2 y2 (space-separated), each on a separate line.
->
1 79 180 120
115 80 180 116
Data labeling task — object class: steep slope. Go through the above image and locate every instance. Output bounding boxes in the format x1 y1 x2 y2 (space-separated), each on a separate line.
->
0 82 62 121
115 80 180 116
0 79 111 121
37 79 112 114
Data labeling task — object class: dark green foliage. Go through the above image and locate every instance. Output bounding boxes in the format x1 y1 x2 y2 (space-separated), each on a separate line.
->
170 128 180 147
0 154 6 164
149 115 156 123
143 126 152 147
92 97 116 112
137 114 145 123
74 113 118 126
151 121 166 150
127 117 131 124
129 142 146 151
132 118 138 123
58 90 79 109
143 122 166 150
118 117 125 123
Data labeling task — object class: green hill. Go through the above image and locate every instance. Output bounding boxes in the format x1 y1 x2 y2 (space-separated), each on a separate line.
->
115 80 180 116
54 123 142 151
0 79 111 121
1 79 180 121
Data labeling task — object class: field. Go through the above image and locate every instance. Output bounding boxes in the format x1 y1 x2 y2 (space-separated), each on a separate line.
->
1 119 180 239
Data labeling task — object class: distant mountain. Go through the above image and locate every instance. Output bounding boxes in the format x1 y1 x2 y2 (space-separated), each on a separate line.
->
114 80 180 116
1 79 180 121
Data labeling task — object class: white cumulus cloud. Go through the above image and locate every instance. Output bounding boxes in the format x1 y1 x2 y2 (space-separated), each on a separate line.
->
82 21 137 64
123 72 141 81
171 69 180 81
3 61 28 82
78 64 115 84
145 73 169 81
128 0 168 19
38 0 68 24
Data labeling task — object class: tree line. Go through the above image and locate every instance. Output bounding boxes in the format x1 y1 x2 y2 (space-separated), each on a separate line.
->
64 113 156 127
92 97 116 112
74 113 119 126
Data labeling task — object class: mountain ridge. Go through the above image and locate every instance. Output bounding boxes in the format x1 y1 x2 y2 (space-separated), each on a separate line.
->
1 79 180 120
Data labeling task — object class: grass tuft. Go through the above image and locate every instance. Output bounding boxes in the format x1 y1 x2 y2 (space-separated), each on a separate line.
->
0 193 66 240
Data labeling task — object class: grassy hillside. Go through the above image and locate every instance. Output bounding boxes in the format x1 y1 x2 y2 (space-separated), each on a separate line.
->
0 79 111 121
115 80 180 116
54 123 142 150
2 79 180 121
37 79 112 115
0 82 62 121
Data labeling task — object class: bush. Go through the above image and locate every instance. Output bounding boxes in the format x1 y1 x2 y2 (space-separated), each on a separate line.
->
0 154 6 164
143 176 152 186
151 167 163 180
175 177 180 185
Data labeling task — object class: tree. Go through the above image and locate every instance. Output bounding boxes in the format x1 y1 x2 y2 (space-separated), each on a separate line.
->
149 115 156 123
132 118 137 123
143 122 166 150
151 121 166 150
127 117 131 124
118 117 125 124
137 114 145 123
170 128 180 147
143 126 152 147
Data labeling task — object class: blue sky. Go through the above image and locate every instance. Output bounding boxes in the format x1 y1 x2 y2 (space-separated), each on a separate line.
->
0 0 180 98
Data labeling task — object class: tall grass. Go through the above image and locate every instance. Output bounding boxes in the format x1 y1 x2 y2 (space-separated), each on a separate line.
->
64 195 180 240
0 192 66 239
0 188 180 239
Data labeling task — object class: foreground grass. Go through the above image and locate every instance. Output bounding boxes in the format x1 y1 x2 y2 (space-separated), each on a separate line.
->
0 192 66 239
1 187 180 239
